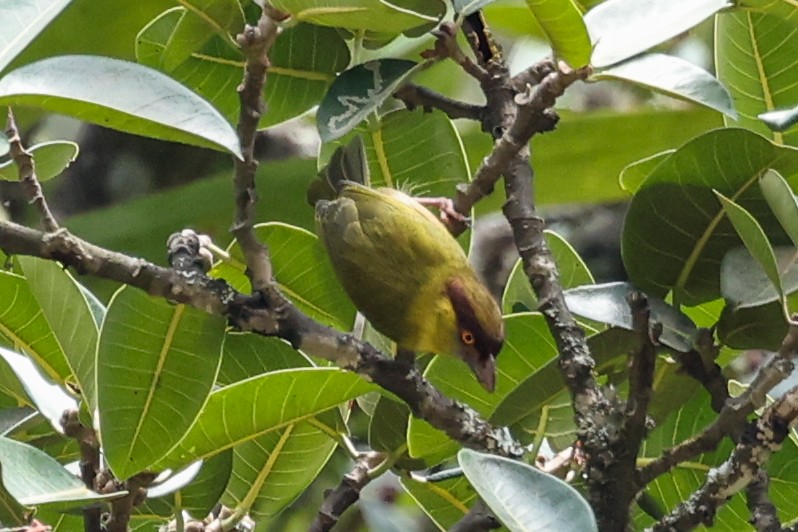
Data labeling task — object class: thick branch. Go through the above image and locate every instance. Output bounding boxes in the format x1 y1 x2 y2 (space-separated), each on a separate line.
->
0 220 521 456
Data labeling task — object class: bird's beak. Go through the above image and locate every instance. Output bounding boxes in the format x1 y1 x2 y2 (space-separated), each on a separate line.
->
468 356 496 393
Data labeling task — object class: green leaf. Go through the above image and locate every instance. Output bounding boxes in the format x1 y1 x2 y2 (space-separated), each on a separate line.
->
369 396 424 469
269 0 442 33
0 141 79 182
97 286 226 479
459 448 598 532
211 223 357 330
0 270 71 382
584 0 728 67
760 105 798 133
0 346 77 432
137 14 350 128
715 191 783 300
176 0 245 38
322 109 471 199
592 54 736 118
219 332 314 385
737 0 798 28
761 169 798 246
0 55 242 158
317 59 421 142
716 11 798 147
0 0 72 73
526 0 592 67
18 257 99 413
720 246 798 308
401 473 477 529
153 368 375 471
0 437 124 511
622 128 798 305
222 420 337 518
502 230 594 314
717 292 794 349
563 282 698 352
618 150 674 194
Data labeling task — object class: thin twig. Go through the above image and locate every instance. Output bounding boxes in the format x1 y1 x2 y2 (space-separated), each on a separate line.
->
231 14 281 291
394 84 484 121
309 452 384 532
5 108 59 232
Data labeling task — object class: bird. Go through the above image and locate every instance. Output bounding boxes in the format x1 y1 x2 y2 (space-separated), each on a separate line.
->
310 137 505 391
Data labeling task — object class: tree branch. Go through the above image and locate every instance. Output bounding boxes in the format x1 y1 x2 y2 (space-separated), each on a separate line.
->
5 108 59 232
651 380 798 530
394 84 485 121
638 321 798 487
0 219 522 457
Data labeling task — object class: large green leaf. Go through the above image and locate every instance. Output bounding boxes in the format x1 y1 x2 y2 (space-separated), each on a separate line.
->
269 0 443 33
211 223 357 331
0 55 242 158
317 59 421 142
621 128 798 305
715 192 783 300
152 368 375 471
618 150 674 194
137 13 349 127
459 448 598 532
97 286 226 479
0 437 124 512
0 0 72 73
219 331 314 385
0 270 71 382
525 0 591 68
322 109 471 200
720 246 798 308
584 0 728 67
221 419 337 518
716 10 798 147
592 54 736 118
738 0 798 27
18 257 100 413
760 169 798 246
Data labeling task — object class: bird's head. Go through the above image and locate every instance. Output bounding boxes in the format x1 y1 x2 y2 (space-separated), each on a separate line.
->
446 276 505 392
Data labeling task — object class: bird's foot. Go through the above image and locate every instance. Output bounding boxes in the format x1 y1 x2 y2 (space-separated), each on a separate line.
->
416 197 471 226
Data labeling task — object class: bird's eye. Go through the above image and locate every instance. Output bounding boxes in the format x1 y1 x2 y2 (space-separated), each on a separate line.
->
461 330 475 345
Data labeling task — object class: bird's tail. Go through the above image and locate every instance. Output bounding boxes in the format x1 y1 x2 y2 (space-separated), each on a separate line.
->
307 136 369 205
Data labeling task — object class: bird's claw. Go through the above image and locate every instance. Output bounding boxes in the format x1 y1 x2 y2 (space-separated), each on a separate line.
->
417 197 471 227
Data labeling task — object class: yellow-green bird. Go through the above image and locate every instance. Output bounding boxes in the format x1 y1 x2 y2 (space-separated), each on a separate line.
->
312 138 505 391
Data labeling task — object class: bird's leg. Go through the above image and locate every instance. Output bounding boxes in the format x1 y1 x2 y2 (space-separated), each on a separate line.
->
415 197 471 226
395 348 416 371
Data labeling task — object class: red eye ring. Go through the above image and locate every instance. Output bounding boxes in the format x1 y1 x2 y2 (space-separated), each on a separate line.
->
461 330 475 345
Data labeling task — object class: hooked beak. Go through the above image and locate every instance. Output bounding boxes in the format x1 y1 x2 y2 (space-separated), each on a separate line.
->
468 355 497 393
